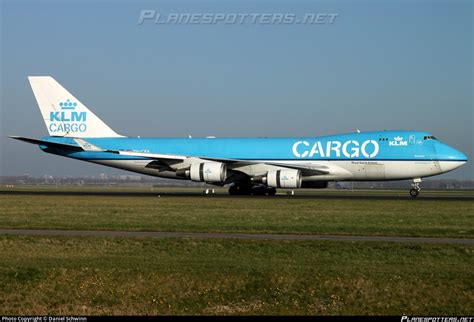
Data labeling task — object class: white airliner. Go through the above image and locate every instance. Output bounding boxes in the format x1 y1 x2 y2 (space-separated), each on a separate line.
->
10 76 468 197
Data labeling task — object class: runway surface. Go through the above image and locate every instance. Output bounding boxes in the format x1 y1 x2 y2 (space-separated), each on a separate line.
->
1 190 473 201
1 229 473 245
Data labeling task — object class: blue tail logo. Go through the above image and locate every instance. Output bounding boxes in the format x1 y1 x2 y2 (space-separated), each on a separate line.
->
59 99 77 110
48 99 87 133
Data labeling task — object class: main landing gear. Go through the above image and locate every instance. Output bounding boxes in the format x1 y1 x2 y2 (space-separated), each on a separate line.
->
228 184 277 196
409 178 422 198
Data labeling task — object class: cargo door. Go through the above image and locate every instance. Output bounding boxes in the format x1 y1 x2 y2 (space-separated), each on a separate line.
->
364 162 386 180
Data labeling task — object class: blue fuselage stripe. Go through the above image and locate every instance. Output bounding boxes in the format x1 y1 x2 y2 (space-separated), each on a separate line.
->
80 158 466 162
39 130 468 164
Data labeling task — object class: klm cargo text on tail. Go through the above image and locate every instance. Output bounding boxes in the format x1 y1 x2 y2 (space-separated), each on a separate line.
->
48 99 87 133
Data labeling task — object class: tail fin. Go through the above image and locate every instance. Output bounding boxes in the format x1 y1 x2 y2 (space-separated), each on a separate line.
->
28 76 123 138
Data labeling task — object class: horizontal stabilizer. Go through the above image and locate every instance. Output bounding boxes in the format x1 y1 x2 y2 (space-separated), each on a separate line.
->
9 136 83 151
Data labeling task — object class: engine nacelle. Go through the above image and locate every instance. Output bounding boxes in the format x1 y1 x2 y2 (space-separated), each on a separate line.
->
301 181 328 189
189 162 227 183
266 169 302 189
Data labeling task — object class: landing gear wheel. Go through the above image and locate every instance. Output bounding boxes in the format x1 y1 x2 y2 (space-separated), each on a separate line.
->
249 185 267 196
228 185 252 195
409 188 420 198
410 178 422 198
267 187 277 196
228 185 238 195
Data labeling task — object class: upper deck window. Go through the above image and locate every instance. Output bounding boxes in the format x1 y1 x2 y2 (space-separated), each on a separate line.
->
423 136 437 140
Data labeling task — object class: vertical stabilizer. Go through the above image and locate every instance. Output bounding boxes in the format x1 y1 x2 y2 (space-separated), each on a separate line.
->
28 76 123 137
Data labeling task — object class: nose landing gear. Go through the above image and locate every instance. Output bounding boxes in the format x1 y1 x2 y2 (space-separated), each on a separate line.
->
410 178 422 198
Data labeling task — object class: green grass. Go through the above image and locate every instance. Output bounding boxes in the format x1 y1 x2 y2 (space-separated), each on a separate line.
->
1 188 472 315
0 193 473 238
0 236 473 315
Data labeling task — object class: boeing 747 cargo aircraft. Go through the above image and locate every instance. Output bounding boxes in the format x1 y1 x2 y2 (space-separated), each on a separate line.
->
10 77 468 197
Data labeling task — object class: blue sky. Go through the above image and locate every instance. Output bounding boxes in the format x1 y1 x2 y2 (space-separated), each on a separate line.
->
1 0 472 179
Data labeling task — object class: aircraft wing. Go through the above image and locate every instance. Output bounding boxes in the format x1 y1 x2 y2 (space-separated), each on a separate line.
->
262 162 330 175
108 149 186 162
202 157 330 175
79 141 331 175
111 150 330 175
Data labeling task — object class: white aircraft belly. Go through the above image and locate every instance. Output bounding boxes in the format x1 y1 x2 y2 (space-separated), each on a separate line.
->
328 160 443 181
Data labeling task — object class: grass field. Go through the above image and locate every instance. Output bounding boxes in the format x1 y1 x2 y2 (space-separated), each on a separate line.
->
0 187 473 315
0 188 473 237
1 236 473 315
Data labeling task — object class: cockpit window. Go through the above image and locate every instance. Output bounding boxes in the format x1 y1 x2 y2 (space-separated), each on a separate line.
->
423 136 437 140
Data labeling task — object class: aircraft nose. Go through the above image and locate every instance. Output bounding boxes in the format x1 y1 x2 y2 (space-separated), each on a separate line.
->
445 146 468 162
436 143 468 173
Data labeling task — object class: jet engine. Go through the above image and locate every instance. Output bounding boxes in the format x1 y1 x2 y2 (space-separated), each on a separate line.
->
265 169 302 189
189 162 227 183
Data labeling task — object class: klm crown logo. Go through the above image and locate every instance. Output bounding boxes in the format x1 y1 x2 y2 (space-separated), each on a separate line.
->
389 136 408 147
59 99 78 110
